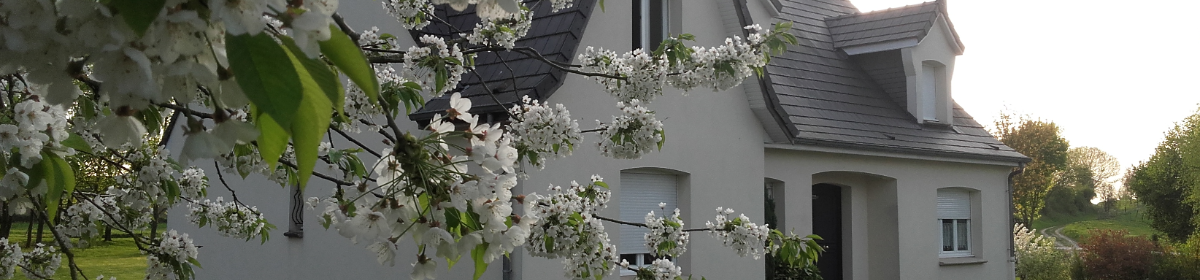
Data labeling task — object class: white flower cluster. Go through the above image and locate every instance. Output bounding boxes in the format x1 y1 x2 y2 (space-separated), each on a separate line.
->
0 97 70 168
187 198 270 240
0 239 20 279
1013 223 1055 255
146 230 199 280
384 0 435 30
505 95 582 168
433 0 522 19
57 201 106 240
578 48 668 103
705 207 771 259
286 0 339 58
525 176 620 280
358 27 402 52
179 167 209 199
466 9 532 50
403 35 467 97
311 92 539 279
667 25 771 92
20 243 60 280
595 100 664 159
645 258 684 280
548 0 575 12
643 206 688 258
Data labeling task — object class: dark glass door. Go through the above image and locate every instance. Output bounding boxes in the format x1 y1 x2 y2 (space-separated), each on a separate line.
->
812 184 843 280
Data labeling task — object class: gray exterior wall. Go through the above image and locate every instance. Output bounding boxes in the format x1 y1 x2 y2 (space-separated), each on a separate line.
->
765 146 1016 280
165 1 1020 279
512 1 771 279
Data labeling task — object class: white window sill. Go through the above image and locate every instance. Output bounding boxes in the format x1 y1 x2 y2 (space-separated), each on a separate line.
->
938 256 986 266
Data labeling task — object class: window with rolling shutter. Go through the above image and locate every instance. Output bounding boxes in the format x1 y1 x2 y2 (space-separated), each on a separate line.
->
619 171 678 273
937 188 972 257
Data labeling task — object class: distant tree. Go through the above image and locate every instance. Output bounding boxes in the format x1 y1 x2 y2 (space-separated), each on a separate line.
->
1127 113 1200 242
994 114 1070 226
1068 147 1121 212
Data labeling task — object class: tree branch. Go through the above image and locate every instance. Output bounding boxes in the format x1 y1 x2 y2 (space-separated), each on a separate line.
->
331 13 360 43
331 126 383 158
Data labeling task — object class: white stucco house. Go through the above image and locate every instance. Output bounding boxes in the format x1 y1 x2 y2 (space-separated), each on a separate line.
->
166 0 1029 279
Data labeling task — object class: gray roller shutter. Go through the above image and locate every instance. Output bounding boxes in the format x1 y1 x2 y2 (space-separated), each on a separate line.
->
937 189 970 219
619 172 678 254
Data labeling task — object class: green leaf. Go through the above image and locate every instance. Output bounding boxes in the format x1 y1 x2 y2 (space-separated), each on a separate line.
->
279 35 345 119
599 0 605 12
593 181 609 189
110 0 167 37
281 38 335 189
471 243 490 280
543 236 554 254
187 257 203 269
656 129 666 150
40 152 75 223
138 108 164 136
62 133 93 154
319 24 379 104
77 96 96 120
254 111 290 171
227 32 304 130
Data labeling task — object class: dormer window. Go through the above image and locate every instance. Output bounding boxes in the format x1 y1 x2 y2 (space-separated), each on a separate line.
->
920 61 948 124
633 0 669 51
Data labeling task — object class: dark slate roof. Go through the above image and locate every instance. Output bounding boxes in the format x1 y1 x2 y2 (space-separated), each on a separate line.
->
824 1 963 52
761 0 1027 162
408 0 596 121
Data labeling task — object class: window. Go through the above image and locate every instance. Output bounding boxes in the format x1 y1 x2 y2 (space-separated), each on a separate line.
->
619 171 678 275
920 61 946 122
937 189 971 257
633 0 669 51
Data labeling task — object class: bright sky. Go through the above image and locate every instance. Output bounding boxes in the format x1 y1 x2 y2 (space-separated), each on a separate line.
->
851 0 1200 179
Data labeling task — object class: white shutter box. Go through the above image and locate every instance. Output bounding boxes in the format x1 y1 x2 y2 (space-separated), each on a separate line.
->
619 172 678 254
937 189 970 219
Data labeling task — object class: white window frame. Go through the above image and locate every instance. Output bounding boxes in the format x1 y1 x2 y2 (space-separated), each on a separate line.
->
937 188 973 258
634 0 671 51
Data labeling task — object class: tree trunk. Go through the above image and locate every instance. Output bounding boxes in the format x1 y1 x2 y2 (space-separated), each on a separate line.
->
149 206 158 238
0 204 10 239
103 225 112 241
34 214 44 244
23 213 33 246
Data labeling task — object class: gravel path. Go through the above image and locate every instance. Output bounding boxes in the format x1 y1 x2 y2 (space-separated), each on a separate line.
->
1040 226 1081 250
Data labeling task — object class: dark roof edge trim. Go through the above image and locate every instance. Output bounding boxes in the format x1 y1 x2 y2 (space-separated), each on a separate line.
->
734 0 799 141
791 137 1031 164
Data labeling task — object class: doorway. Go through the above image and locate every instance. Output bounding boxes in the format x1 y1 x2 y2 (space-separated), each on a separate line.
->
812 184 843 280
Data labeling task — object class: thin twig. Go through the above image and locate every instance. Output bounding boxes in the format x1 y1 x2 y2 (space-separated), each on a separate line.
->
331 126 383 158
33 202 82 280
277 159 355 186
213 161 252 209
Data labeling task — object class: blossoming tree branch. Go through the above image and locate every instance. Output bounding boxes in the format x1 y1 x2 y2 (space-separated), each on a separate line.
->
0 0 821 279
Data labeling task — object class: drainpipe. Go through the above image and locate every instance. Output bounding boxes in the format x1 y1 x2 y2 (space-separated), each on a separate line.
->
1007 162 1025 272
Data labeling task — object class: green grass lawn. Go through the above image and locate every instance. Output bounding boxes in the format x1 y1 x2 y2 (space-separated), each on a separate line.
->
3 222 161 280
1059 208 1161 243
1032 211 1098 230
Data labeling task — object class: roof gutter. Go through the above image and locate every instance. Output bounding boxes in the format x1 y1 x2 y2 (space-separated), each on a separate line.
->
1007 162 1025 270
731 0 798 143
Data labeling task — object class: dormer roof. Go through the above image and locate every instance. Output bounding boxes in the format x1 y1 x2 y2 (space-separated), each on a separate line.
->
824 0 964 55
757 0 1027 163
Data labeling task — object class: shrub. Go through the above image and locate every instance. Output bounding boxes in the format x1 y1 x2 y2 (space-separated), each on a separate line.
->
1014 224 1072 280
1079 229 1155 280
1150 235 1200 280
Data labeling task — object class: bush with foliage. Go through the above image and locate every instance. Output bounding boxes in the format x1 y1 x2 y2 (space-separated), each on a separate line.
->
1013 224 1071 280
1150 235 1200 280
1078 229 1155 280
